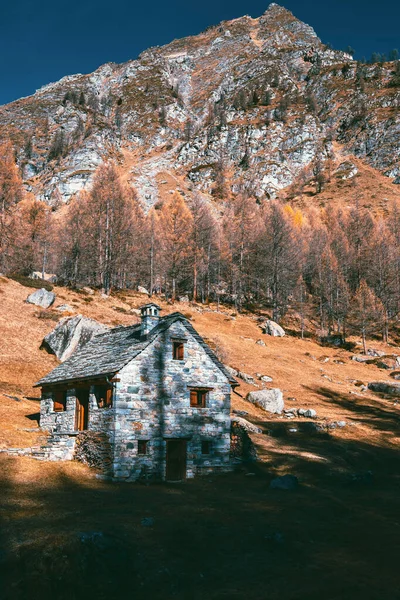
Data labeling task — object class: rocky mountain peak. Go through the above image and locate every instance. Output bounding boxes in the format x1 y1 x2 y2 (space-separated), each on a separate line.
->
0 6 399 210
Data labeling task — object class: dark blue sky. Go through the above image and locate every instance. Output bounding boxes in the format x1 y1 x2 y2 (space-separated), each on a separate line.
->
0 0 399 106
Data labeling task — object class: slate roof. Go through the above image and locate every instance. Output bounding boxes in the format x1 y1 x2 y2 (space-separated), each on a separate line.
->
35 313 238 387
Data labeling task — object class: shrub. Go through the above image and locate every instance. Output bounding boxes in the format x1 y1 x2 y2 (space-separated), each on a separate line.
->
36 310 59 321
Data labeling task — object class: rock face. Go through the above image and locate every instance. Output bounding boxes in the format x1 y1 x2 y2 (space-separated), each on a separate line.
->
26 288 56 309
1 4 399 208
247 388 284 414
263 320 286 337
40 315 109 361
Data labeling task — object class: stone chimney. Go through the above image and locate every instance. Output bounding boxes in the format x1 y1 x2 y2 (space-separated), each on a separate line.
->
140 303 161 336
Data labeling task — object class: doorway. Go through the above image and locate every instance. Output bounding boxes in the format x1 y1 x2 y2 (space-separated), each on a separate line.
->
166 439 187 481
75 389 89 431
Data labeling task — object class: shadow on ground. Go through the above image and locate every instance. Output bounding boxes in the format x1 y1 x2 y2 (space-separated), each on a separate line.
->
1 388 400 600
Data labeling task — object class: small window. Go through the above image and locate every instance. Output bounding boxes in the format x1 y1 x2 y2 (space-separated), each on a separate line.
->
201 440 211 455
190 389 209 408
94 385 113 408
53 390 66 412
138 440 148 455
173 341 184 360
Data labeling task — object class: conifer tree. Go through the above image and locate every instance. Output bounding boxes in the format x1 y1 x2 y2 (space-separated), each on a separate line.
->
157 192 193 301
0 140 23 271
348 280 384 353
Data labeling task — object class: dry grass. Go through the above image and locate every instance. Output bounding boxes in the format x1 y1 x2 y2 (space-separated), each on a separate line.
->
0 277 399 598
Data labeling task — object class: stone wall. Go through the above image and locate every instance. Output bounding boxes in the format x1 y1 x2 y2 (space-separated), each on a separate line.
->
112 320 232 481
40 389 77 433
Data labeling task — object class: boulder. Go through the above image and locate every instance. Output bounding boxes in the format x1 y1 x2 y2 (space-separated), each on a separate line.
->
269 474 299 490
368 381 400 396
26 288 56 309
40 314 109 362
262 320 285 337
137 286 149 295
246 389 284 414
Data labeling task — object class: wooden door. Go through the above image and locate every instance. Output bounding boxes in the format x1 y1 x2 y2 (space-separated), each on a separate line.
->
166 440 187 481
75 389 89 431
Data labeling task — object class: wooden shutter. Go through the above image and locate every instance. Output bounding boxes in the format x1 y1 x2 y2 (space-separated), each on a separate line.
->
177 343 184 360
190 390 197 407
53 391 66 412
106 387 113 407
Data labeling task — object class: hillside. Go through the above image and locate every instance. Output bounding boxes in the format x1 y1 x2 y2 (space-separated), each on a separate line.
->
0 3 399 212
0 276 399 598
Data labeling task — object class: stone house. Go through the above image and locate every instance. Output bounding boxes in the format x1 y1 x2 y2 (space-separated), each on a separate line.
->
36 303 238 481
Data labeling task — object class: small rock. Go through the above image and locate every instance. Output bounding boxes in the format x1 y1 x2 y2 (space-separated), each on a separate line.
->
233 409 249 416
262 320 285 337
56 304 73 312
238 371 256 385
141 517 155 527
269 474 298 490
298 408 317 418
178 295 190 303
318 356 330 363
26 288 56 309
138 286 149 295
352 355 369 363
82 286 94 295
256 339 266 346
225 365 238 378
260 375 273 383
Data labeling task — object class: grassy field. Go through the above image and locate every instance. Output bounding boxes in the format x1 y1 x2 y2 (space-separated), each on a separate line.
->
0 276 399 599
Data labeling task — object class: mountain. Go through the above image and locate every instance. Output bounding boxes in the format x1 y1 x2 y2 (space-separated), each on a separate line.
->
1 3 399 209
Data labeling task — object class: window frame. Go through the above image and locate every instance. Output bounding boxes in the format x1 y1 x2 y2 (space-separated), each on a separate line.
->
93 384 113 409
201 440 212 455
53 390 67 412
137 440 149 455
189 388 211 408
172 340 185 361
